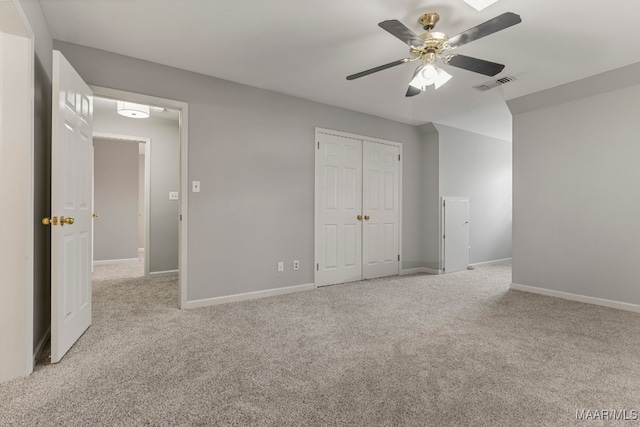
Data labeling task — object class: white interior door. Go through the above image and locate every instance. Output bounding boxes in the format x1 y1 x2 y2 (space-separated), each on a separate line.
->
50 50 93 363
443 197 469 274
362 141 400 279
315 133 363 286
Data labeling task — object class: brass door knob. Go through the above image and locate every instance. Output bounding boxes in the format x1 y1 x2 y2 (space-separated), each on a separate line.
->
42 216 58 226
60 216 75 226
357 215 363 221
93 213 99 218
364 215 370 221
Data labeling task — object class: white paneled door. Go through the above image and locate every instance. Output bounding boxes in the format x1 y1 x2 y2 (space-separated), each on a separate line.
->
443 197 470 274
315 130 400 287
50 51 93 363
315 133 363 286
363 141 400 279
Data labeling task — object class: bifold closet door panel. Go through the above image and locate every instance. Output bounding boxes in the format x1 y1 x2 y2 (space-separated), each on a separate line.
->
362 141 400 279
315 133 363 286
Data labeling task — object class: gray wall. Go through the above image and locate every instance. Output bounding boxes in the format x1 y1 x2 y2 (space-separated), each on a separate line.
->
55 41 423 301
436 124 513 264
417 123 513 270
510 79 640 304
93 109 179 273
418 123 440 271
93 139 139 261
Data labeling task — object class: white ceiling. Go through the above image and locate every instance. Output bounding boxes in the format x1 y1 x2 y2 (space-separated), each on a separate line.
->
40 0 640 126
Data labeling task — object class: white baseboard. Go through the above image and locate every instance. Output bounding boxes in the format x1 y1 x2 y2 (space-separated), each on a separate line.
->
400 267 441 275
470 257 512 267
510 283 640 313
93 258 139 266
149 270 178 277
400 268 422 275
185 283 316 309
33 326 50 364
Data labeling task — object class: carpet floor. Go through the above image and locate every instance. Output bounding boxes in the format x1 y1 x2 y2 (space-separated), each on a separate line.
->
2 263 640 426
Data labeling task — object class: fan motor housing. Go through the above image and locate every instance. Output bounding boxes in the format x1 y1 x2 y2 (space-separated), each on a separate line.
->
410 32 449 59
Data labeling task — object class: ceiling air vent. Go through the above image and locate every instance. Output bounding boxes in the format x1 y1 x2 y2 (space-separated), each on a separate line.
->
473 75 517 92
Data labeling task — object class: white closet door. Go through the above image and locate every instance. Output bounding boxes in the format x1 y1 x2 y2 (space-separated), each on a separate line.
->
315 133 363 286
362 141 400 279
443 197 469 273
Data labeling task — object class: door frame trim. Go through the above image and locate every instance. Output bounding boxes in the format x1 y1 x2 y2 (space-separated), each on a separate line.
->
0 0 35 382
91 86 189 309
314 127 403 286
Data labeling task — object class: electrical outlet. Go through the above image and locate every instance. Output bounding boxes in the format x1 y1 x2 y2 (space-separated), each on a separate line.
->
293 260 300 270
169 191 179 200
277 261 284 272
192 181 200 192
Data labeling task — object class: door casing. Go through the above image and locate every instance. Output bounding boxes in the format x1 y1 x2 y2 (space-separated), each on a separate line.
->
0 0 35 382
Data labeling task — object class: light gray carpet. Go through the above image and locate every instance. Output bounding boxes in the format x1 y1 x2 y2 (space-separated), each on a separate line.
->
2 263 640 426
91 251 144 281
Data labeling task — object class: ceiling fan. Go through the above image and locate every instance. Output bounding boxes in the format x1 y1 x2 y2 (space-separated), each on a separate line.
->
346 12 522 96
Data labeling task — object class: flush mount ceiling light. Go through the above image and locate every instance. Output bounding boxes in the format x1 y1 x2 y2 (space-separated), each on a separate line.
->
462 0 500 11
116 101 150 119
409 63 453 91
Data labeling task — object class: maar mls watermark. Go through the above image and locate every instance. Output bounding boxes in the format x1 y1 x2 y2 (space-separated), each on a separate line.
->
576 409 639 421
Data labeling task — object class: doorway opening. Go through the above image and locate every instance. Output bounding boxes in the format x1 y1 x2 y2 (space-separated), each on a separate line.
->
92 132 151 280
91 88 189 309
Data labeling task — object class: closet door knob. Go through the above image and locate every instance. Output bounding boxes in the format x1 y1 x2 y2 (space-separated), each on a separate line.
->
364 215 370 221
42 216 58 226
60 216 75 226
357 215 363 221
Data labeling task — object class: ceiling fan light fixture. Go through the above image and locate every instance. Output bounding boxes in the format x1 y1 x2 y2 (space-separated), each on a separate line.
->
409 64 452 91
462 0 500 11
116 101 150 119
434 68 453 89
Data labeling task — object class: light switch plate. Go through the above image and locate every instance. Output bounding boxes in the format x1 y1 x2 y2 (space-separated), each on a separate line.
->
169 191 179 200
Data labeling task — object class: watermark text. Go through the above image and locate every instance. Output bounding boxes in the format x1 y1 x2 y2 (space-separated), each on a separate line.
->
576 409 638 421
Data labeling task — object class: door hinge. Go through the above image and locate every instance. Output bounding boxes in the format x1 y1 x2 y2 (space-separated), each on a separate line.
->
443 200 446 207
180 214 182 221
443 267 446 272
316 263 319 271
397 254 400 261
398 154 400 161
443 235 445 239
317 141 320 149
